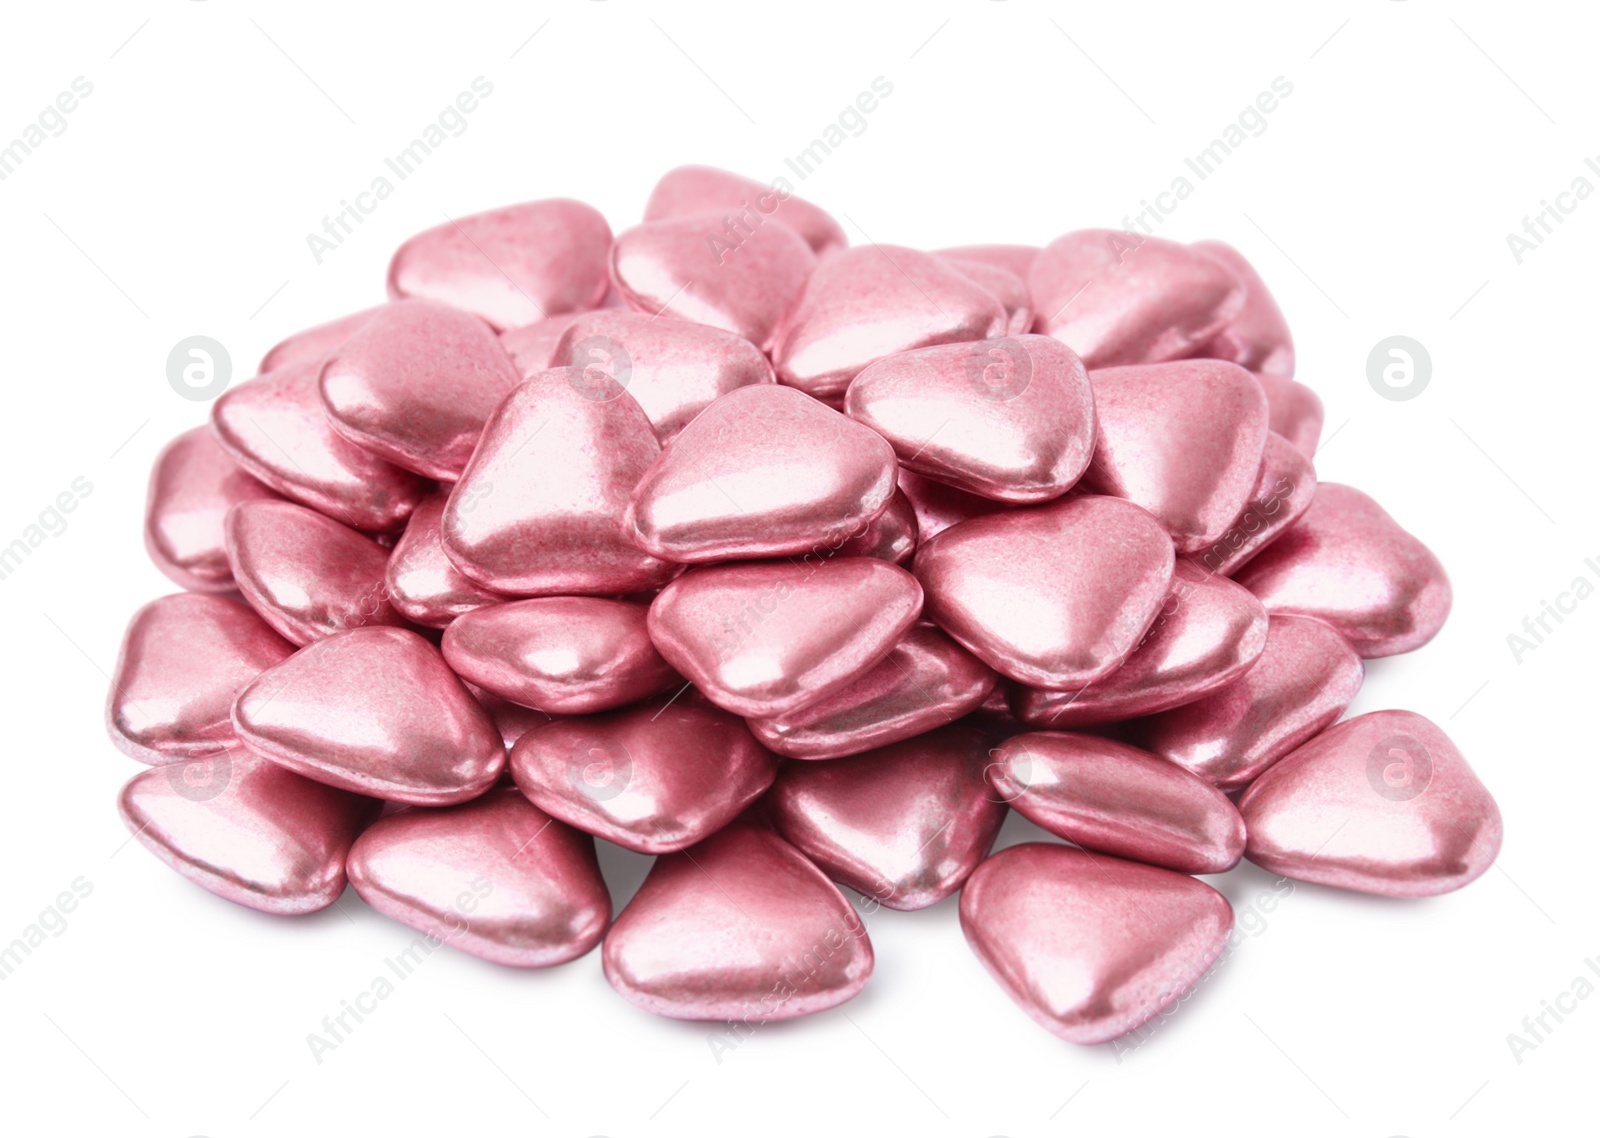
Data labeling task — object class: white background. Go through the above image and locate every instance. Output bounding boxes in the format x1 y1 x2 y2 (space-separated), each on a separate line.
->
1 2 1594 1135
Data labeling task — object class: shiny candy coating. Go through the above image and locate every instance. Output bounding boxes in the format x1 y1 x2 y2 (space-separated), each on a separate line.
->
1133 613 1365 791
211 360 426 533
1257 371 1324 459
603 822 873 1021
748 623 995 759
645 165 847 256
225 499 405 646
846 334 1094 504
500 312 591 377
610 210 815 351
625 384 897 563
233 627 504 806
442 597 677 714
1239 710 1502 897
553 310 774 440
1234 482 1452 657
1012 559 1268 727
942 257 1034 335
118 750 373 915
347 787 609 967
319 299 521 480
914 495 1176 689
988 732 1246 874
772 245 1007 401
1191 240 1294 377
144 426 278 592
896 467 1004 541
1190 432 1317 578
837 487 918 565
259 305 383 373
767 724 1007 910
1082 360 1269 553
647 557 923 717
509 704 777 853
108 594 294 764
441 369 676 596
383 491 506 628
1029 229 1245 368
960 844 1234 1044
387 199 612 330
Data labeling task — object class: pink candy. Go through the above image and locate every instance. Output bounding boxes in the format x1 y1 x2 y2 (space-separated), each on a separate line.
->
109 165 1495 1050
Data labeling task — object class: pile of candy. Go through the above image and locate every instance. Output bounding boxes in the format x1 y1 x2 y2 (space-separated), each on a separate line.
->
113 166 1502 1044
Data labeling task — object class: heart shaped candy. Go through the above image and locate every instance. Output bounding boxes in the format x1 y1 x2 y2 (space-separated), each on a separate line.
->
1190 240 1294 377
1029 229 1244 368
645 165 847 255
772 244 1007 400
319 299 522 480
626 384 897 563
603 822 873 1021
767 724 1007 909
1233 483 1451 657
383 490 507 628
960 843 1234 1044
347 787 610 967
914 495 1175 689
1238 710 1501 897
441 369 676 596
509 704 778 854
144 426 279 592
647 557 924 718
845 334 1094 503
387 199 612 330
233 626 504 805
609 210 815 351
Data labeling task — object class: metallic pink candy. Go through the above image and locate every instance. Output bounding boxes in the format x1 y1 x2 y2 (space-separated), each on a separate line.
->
960 844 1234 1044
1235 482 1452 657
1239 710 1502 897
509 704 778 854
348 788 609 967
145 426 279 592
603 822 873 1021
388 199 612 330
645 165 847 256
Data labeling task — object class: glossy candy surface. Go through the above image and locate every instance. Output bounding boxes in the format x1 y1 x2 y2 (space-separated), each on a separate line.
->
603 823 872 1020
773 245 1007 400
347 788 609 966
319 299 521 480
1234 483 1451 657
442 597 677 714
960 844 1234 1044
767 725 1006 909
914 495 1175 689
118 750 372 914
647 557 923 717
1134 613 1364 791
1012 559 1267 727
626 384 897 563
845 335 1094 503
211 360 426 533
225 499 404 646
509 704 777 853
388 199 612 329
441 369 675 596
383 490 506 628
1239 710 1501 896
988 732 1246 873
645 165 847 255
145 426 279 592
1191 240 1294 377
108 594 294 764
747 623 995 759
233 627 504 805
